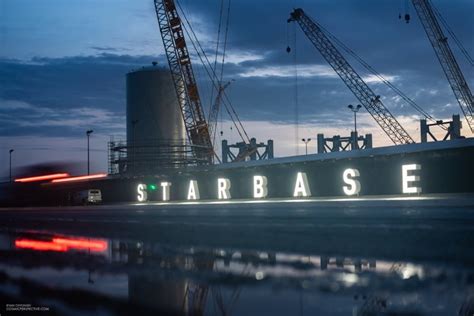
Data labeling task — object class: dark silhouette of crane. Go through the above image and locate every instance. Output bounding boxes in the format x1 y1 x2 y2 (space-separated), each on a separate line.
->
288 8 415 145
410 0 473 132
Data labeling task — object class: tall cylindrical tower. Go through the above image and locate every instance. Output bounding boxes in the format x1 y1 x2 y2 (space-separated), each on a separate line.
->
126 63 186 173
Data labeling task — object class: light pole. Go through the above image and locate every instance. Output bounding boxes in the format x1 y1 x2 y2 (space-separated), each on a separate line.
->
301 138 311 155
86 130 93 175
9 149 14 183
131 120 139 170
348 104 362 133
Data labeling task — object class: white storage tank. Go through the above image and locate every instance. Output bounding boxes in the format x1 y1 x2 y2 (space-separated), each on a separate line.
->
126 63 186 172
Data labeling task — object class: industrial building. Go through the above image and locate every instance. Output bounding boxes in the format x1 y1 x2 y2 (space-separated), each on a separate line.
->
2 0 473 207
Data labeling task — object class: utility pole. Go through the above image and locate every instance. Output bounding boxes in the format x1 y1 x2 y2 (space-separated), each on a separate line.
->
9 149 14 183
86 130 93 175
301 138 312 155
348 104 362 133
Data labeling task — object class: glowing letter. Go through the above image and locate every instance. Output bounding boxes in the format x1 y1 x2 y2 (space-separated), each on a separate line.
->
293 172 311 197
187 180 200 200
160 182 171 201
137 184 147 202
218 178 231 199
253 175 268 198
343 168 361 196
402 164 422 194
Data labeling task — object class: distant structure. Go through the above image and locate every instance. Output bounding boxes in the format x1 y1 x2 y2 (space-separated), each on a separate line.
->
420 114 463 142
221 138 274 163
317 132 372 153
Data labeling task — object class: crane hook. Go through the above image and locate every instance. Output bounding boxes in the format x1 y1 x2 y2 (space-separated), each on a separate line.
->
404 13 410 23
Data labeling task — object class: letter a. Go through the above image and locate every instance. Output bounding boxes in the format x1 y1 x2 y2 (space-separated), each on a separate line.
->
187 180 200 200
293 172 311 197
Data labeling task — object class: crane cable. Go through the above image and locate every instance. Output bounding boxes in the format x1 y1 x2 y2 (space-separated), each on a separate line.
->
217 0 232 146
175 0 251 143
430 0 474 67
209 0 225 112
292 22 300 155
209 0 231 144
315 20 437 122
219 0 231 84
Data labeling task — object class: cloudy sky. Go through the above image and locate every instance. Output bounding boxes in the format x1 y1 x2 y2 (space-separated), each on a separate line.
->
0 0 473 179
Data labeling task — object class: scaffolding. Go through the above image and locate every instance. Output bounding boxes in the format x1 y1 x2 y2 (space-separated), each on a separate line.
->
108 139 209 175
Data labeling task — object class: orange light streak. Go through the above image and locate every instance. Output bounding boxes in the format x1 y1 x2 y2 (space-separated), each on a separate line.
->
15 173 70 183
51 173 107 183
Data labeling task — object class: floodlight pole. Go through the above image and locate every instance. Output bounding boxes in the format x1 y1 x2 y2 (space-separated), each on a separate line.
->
9 149 14 183
348 104 362 133
86 130 94 175
301 138 312 155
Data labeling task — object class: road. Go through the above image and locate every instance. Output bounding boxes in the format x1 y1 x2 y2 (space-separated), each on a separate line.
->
1 198 474 263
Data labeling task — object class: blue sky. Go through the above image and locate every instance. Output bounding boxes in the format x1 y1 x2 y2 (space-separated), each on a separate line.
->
0 0 473 179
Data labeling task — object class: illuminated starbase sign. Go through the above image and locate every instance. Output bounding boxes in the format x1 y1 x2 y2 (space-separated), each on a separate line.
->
136 164 422 202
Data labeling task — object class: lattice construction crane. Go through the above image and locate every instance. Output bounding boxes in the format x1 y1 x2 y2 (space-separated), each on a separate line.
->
411 0 474 132
154 0 214 163
288 8 415 145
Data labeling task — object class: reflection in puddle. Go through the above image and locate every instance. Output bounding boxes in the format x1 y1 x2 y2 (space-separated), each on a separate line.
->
0 229 473 315
15 236 107 253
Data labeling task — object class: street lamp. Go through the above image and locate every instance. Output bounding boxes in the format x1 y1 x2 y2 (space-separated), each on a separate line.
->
348 104 362 133
9 149 14 183
301 138 311 155
86 130 94 175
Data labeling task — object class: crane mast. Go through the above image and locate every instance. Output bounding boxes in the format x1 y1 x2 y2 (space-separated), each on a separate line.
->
288 8 414 145
154 0 214 163
411 0 474 132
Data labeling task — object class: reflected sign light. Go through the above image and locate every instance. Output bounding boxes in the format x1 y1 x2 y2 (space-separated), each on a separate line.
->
15 237 108 253
51 173 107 183
15 173 70 183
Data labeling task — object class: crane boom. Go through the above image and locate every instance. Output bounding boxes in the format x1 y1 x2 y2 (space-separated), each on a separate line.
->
411 0 474 132
154 0 214 163
288 8 414 145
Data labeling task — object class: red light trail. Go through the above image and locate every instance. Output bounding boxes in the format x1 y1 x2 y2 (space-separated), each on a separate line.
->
51 173 107 183
52 237 107 252
15 239 68 252
14 173 70 183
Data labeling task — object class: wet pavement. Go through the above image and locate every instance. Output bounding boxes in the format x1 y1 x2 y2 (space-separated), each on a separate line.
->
0 202 474 315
